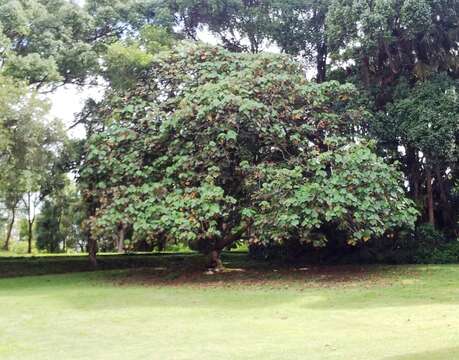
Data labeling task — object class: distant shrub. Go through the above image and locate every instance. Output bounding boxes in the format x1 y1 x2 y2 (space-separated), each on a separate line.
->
10 241 38 255
165 243 193 253
415 223 446 247
249 224 459 265
414 241 459 264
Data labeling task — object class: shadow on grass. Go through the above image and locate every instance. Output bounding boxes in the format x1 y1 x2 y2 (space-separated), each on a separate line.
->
3 254 459 312
93 260 459 310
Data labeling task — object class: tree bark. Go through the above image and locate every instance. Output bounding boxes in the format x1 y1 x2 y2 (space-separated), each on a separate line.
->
3 207 16 251
24 192 35 254
117 224 126 253
361 56 371 88
207 221 252 270
27 220 33 254
208 249 223 270
426 168 435 226
434 165 453 229
57 213 65 253
406 146 420 202
316 42 327 83
84 193 98 267
88 235 98 268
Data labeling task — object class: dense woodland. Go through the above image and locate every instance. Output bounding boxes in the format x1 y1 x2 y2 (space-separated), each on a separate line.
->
0 0 458 268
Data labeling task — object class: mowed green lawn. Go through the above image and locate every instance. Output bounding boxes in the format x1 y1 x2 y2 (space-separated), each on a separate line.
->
1 262 459 360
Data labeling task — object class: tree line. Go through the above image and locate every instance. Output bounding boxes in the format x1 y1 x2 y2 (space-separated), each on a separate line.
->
0 0 457 267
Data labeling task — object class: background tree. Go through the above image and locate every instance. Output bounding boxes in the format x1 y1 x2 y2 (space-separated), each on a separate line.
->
18 218 28 242
326 0 459 94
326 0 459 234
0 75 42 250
0 0 169 253
36 180 86 253
0 0 165 87
168 0 330 81
36 199 63 253
104 24 175 90
0 75 65 252
373 75 458 230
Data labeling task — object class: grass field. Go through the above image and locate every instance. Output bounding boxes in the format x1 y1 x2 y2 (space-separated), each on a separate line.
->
1 256 459 359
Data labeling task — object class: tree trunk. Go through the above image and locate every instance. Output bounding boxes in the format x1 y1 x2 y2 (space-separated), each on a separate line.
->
435 165 453 229
426 168 435 226
117 224 126 253
88 236 98 268
208 249 223 271
406 146 420 202
24 192 35 254
3 208 16 251
361 56 371 88
27 221 33 254
206 221 252 270
316 42 327 83
85 193 98 267
57 214 65 253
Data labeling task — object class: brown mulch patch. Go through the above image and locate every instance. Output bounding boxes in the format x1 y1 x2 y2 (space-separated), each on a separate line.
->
105 262 420 289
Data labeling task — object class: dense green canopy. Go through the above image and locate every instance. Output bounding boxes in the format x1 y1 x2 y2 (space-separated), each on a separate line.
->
80 44 417 266
0 0 161 87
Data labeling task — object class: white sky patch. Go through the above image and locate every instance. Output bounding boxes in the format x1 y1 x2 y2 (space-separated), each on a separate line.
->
48 84 105 139
195 26 220 45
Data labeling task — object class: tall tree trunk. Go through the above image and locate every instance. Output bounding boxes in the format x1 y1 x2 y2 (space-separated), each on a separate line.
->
27 221 33 254
316 42 327 83
361 56 371 88
434 164 454 230
3 207 16 251
406 146 420 202
85 193 98 267
57 213 65 253
426 168 435 226
117 224 126 253
24 192 35 254
88 235 98 268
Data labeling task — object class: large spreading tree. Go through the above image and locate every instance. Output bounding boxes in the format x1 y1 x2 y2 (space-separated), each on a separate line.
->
80 43 417 267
